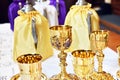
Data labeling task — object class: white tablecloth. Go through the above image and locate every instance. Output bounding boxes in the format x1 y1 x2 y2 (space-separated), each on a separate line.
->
0 23 119 80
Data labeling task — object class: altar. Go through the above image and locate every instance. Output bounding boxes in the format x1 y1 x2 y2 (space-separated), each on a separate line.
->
0 23 120 80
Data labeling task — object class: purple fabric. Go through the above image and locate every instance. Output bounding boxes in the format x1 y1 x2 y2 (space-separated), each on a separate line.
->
13 0 25 2
8 0 25 31
49 0 66 25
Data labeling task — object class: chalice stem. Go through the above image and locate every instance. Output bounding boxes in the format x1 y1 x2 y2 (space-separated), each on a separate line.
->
59 51 68 78
60 64 68 77
97 51 104 72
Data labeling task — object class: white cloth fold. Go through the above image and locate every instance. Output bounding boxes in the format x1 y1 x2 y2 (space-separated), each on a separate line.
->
34 1 58 27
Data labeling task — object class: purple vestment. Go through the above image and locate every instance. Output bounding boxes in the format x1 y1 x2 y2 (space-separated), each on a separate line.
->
8 0 26 31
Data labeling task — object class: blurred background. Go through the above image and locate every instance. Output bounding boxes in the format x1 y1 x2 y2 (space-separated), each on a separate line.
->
0 0 120 23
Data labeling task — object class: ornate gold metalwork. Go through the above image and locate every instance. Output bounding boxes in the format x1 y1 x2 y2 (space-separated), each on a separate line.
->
11 73 47 80
72 50 99 80
49 25 79 80
90 30 114 80
11 54 47 80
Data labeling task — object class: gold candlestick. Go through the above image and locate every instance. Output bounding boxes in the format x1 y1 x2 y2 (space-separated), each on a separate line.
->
49 25 79 80
90 30 114 80
11 54 47 80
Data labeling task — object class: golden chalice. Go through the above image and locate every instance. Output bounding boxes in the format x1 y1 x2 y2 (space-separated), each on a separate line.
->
49 25 79 80
72 50 98 80
116 45 120 78
11 54 47 80
90 30 114 80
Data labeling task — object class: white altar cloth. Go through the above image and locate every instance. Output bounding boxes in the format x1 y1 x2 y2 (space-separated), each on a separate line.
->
0 23 119 80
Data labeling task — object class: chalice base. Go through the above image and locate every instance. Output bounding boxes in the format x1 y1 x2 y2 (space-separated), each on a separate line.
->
78 71 98 80
11 73 47 80
49 73 79 80
92 71 114 80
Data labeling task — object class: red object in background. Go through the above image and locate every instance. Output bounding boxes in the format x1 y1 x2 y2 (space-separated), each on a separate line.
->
111 0 120 15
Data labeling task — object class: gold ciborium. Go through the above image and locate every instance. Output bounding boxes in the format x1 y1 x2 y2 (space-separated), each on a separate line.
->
11 54 47 80
72 50 98 80
90 30 114 80
116 45 120 78
49 25 79 80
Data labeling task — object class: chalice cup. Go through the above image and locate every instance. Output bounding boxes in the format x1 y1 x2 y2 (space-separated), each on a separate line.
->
116 45 120 78
72 50 98 80
92 30 114 80
11 54 47 80
49 25 79 80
